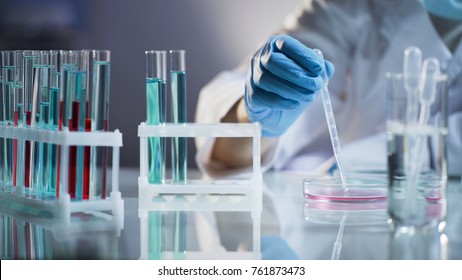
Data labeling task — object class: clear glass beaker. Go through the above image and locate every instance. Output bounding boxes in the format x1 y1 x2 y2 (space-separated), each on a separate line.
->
386 72 448 227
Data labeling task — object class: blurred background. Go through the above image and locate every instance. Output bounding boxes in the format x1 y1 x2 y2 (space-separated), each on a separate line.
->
0 0 303 168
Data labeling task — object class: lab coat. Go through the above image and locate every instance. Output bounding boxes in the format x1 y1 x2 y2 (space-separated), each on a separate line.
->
195 0 462 177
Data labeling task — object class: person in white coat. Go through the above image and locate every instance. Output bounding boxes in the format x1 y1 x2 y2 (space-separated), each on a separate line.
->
195 0 462 177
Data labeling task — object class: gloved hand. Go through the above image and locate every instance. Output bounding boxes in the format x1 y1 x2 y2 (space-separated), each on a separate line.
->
244 35 334 137
261 235 299 260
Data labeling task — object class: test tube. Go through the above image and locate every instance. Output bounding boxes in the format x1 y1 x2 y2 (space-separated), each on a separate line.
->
2 51 18 189
71 50 89 200
145 50 167 259
90 50 111 199
169 50 187 183
169 50 187 254
22 51 39 189
13 51 25 190
145 50 167 183
30 51 51 195
0 54 3 188
47 50 60 196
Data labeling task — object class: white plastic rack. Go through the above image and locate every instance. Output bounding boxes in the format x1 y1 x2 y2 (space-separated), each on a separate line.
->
0 125 124 235
138 122 262 259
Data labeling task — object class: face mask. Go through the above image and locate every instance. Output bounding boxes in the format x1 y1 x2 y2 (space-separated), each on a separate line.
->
419 0 462 20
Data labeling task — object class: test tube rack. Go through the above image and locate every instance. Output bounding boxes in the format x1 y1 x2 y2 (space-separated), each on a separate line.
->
0 125 124 236
138 122 262 260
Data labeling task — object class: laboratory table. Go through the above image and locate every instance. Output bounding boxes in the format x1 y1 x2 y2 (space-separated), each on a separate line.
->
1 168 461 260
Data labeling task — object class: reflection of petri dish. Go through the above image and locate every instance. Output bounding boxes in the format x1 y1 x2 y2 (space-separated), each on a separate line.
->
303 174 388 202
304 200 388 225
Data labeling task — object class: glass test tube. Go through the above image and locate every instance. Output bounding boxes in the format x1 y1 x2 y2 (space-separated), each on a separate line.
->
170 50 187 254
169 50 187 183
71 50 89 200
146 50 167 259
1 51 18 190
13 51 25 190
47 50 60 196
90 50 111 199
30 51 51 196
59 50 79 198
22 51 39 189
146 50 167 183
0 54 3 188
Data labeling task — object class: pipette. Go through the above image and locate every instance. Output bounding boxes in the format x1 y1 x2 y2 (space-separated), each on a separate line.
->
403 47 422 126
314 49 347 186
314 49 348 260
408 58 440 204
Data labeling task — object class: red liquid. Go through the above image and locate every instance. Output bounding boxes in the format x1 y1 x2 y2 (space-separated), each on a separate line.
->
83 119 91 200
56 100 64 198
25 112 32 188
13 111 18 186
68 101 80 199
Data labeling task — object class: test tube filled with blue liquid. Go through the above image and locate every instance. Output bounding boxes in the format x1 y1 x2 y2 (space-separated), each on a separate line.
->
46 51 60 196
31 51 52 196
146 50 167 183
170 50 187 254
1 51 18 190
90 50 111 199
146 50 167 259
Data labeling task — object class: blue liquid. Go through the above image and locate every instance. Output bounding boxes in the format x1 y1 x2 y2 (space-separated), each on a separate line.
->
170 71 187 183
74 71 87 200
170 71 187 254
146 78 166 183
3 80 15 188
47 88 60 195
146 78 167 258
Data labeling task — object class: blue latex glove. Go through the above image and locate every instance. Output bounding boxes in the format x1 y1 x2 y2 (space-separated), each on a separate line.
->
261 235 299 260
245 35 334 137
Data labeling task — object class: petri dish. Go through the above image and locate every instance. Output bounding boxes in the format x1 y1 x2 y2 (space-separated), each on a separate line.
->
303 174 388 202
304 200 388 225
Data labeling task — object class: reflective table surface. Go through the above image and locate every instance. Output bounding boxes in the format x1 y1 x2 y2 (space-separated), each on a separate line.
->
1 169 461 260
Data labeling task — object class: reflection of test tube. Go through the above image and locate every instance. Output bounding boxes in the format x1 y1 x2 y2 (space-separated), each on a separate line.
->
1 51 18 189
170 50 187 254
146 50 167 183
90 50 111 199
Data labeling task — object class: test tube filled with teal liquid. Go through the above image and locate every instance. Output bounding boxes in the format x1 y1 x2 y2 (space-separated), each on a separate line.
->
1 51 18 190
146 50 167 259
46 50 60 196
146 50 167 183
170 50 187 255
90 50 111 199
30 51 52 196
